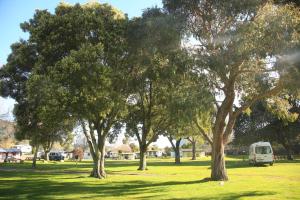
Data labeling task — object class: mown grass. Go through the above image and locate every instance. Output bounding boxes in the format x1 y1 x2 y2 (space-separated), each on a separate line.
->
0 157 299 200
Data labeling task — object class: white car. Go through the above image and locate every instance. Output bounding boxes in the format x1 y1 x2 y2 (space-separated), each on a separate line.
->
249 142 274 166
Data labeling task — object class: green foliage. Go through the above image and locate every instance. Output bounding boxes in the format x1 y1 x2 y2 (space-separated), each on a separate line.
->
125 8 185 147
234 94 300 156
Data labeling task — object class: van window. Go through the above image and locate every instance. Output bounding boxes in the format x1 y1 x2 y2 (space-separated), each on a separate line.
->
255 146 272 154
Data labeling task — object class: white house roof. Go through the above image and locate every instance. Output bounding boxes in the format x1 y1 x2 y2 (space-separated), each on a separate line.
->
107 144 133 153
0 148 6 153
6 148 22 153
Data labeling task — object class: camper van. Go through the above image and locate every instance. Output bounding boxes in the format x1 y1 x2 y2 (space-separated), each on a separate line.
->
249 142 274 166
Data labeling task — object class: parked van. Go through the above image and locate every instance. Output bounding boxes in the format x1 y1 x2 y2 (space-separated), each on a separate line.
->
49 152 64 161
249 142 274 166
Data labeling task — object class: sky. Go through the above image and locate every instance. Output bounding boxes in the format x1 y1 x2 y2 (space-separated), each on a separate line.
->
0 0 172 147
0 0 162 115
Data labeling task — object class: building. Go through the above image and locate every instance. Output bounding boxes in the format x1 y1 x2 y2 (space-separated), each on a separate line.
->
0 148 22 163
106 144 135 160
83 151 92 160
13 144 32 154
170 149 206 158
0 148 6 162
135 150 164 159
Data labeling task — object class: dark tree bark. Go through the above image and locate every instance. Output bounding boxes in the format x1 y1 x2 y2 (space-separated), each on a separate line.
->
191 140 196 160
138 144 147 170
32 144 39 169
168 136 182 164
187 137 197 160
281 142 294 160
174 139 181 164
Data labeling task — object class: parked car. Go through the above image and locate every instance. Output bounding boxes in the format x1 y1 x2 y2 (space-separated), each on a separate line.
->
49 152 64 161
249 142 274 166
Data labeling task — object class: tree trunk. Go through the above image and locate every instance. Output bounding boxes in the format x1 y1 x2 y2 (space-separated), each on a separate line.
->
282 143 294 160
191 140 196 160
32 144 39 169
90 142 106 179
138 146 147 170
211 134 228 181
175 139 181 164
99 141 106 178
45 150 50 161
175 148 181 164
90 153 101 178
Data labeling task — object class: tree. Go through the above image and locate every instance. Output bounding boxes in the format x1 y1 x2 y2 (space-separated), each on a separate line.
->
129 143 139 152
42 3 128 179
164 1 300 180
125 8 185 170
186 130 204 160
234 94 300 160
0 39 40 168
1 2 128 176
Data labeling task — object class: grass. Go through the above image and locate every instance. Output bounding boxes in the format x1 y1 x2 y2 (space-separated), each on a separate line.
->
0 157 299 200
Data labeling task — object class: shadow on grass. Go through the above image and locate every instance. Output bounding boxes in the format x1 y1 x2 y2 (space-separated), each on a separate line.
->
0 176 217 200
0 173 277 200
166 191 277 200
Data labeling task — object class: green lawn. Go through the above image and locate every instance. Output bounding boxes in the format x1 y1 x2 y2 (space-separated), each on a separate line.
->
0 157 299 200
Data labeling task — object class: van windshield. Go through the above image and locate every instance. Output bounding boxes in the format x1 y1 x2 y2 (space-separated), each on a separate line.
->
255 146 272 154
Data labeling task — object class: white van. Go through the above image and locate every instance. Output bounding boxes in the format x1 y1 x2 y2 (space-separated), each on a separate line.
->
249 142 274 166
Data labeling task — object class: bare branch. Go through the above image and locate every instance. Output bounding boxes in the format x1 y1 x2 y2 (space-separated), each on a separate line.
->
194 119 213 145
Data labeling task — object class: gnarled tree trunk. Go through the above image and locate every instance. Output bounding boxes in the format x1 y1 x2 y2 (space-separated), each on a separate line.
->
211 133 228 181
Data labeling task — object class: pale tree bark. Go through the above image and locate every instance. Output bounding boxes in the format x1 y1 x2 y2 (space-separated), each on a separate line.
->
136 129 160 170
210 81 283 181
81 120 107 179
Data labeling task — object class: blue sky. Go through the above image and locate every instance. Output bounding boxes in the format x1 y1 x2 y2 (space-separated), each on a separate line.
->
0 0 171 147
0 0 162 65
0 0 162 114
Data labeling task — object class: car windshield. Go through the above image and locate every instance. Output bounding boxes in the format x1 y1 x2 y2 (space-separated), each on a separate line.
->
255 146 272 154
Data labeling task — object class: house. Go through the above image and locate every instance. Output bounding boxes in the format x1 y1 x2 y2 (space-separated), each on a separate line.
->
0 148 6 163
83 151 92 160
13 144 32 154
64 151 74 160
147 150 163 158
106 144 135 160
170 149 206 158
135 150 164 159
0 148 22 163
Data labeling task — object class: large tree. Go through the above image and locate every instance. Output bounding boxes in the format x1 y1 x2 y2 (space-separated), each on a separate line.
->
125 8 185 170
42 3 127 178
1 2 128 176
164 0 300 180
234 94 300 159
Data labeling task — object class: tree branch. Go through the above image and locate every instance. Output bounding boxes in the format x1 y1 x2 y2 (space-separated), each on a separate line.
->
194 119 213 145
